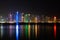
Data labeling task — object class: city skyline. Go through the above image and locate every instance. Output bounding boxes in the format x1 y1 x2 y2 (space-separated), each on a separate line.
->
0 0 58 40
0 11 59 23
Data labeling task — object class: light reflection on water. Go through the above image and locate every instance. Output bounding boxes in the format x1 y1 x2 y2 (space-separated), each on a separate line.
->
0 24 55 40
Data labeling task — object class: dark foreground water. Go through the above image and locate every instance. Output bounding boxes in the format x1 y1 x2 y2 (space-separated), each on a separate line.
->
0 23 59 40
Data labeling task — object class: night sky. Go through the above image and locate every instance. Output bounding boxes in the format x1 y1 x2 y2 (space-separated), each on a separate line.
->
0 0 60 17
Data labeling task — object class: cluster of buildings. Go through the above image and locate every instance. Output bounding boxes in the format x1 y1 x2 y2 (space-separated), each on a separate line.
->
0 11 60 23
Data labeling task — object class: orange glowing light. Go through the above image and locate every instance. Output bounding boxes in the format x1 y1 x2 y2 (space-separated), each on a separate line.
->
35 24 37 38
28 23 30 38
35 16 37 37
54 16 56 23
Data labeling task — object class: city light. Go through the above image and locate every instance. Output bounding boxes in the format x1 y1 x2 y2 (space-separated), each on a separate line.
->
9 25 13 37
0 11 58 40
16 11 19 40
1 24 3 37
28 22 30 38
0 12 60 23
0 0 59 40
54 23 56 39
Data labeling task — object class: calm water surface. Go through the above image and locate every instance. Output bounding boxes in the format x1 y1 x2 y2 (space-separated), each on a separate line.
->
0 23 58 40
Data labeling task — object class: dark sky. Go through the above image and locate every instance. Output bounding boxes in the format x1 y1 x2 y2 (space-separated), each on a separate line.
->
0 0 60 17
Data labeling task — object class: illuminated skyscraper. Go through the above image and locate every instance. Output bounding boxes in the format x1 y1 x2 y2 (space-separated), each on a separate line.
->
24 14 29 23
41 15 45 23
21 12 24 22
54 16 56 23
9 13 13 21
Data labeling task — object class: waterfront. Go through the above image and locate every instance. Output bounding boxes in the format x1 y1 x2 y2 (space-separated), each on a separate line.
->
0 23 58 40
